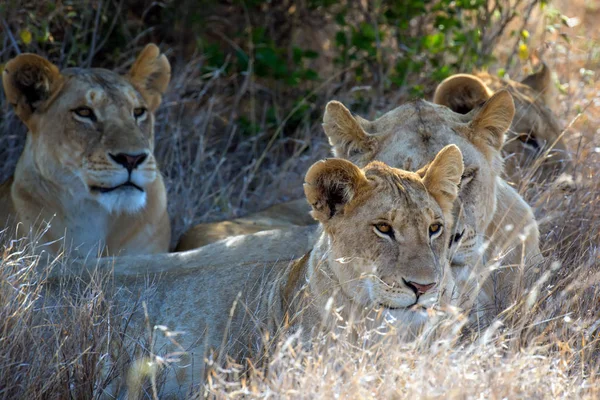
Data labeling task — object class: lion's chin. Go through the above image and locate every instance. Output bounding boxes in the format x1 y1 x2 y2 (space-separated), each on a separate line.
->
379 305 432 332
374 298 439 326
96 187 147 214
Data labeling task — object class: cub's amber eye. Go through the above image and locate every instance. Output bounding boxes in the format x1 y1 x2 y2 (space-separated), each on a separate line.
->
375 223 392 235
133 107 147 119
72 107 96 121
429 223 443 237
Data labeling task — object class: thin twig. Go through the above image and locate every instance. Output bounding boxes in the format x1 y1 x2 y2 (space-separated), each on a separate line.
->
86 0 104 67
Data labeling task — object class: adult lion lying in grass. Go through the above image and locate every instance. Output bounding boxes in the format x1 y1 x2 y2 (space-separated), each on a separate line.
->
96 145 462 397
0 44 171 256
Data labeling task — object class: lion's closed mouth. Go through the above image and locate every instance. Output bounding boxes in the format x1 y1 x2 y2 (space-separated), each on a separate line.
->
379 303 428 311
379 303 410 311
91 181 144 193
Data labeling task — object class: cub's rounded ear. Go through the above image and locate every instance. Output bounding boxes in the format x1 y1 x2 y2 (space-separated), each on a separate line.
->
422 145 464 212
304 158 368 224
2 54 63 123
322 101 377 159
128 43 171 112
468 89 514 157
433 74 492 114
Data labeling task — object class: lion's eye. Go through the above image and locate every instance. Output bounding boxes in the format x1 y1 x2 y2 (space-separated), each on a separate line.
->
429 223 443 238
133 107 147 119
518 132 540 150
72 107 96 121
374 223 393 235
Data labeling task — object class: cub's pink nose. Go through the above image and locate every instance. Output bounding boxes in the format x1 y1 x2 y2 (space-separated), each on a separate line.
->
405 280 436 295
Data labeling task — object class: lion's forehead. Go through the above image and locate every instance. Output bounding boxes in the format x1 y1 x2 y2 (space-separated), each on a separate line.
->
373 99 461 129
60 69 142 108
357 176 439 223
372 107 483 170
38 69 154 159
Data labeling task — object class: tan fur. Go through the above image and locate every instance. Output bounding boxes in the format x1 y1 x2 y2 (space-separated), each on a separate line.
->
0 44 171 256
76 150 460 396
434 64 571 180
176 199 316 251
128 44 171 112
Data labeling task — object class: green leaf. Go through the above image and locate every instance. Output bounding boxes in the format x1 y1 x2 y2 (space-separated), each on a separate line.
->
423 32 444 52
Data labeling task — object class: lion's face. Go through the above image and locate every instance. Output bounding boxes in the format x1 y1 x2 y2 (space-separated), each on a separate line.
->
33 70 157 212
322 91 514 270
304 146 463 320
434 65 571 181
2 45 170 214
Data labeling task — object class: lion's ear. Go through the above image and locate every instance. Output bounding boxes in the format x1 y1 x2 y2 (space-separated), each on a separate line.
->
128 44 171 112
433 74 492 114
323 101 377 159
304 158 368 224
521 63 554 107
2 54 63 124
422 145 464 213
468 89 514 157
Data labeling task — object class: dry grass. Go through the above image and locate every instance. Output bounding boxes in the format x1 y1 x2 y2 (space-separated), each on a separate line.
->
1 0 600 398
0 238 120 399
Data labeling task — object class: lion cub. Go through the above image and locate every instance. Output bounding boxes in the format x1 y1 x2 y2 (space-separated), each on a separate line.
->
126 145 463 395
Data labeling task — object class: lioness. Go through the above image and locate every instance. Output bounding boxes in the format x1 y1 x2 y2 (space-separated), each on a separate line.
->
96 145 462 396
0 44 171 256
433 64 571 180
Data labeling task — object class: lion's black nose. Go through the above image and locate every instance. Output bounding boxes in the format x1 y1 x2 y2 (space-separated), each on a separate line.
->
404 280 436 296
109 152 148 172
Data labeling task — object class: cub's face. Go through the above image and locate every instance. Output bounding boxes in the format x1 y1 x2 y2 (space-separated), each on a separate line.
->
2 44 170 213
304 145 463 321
